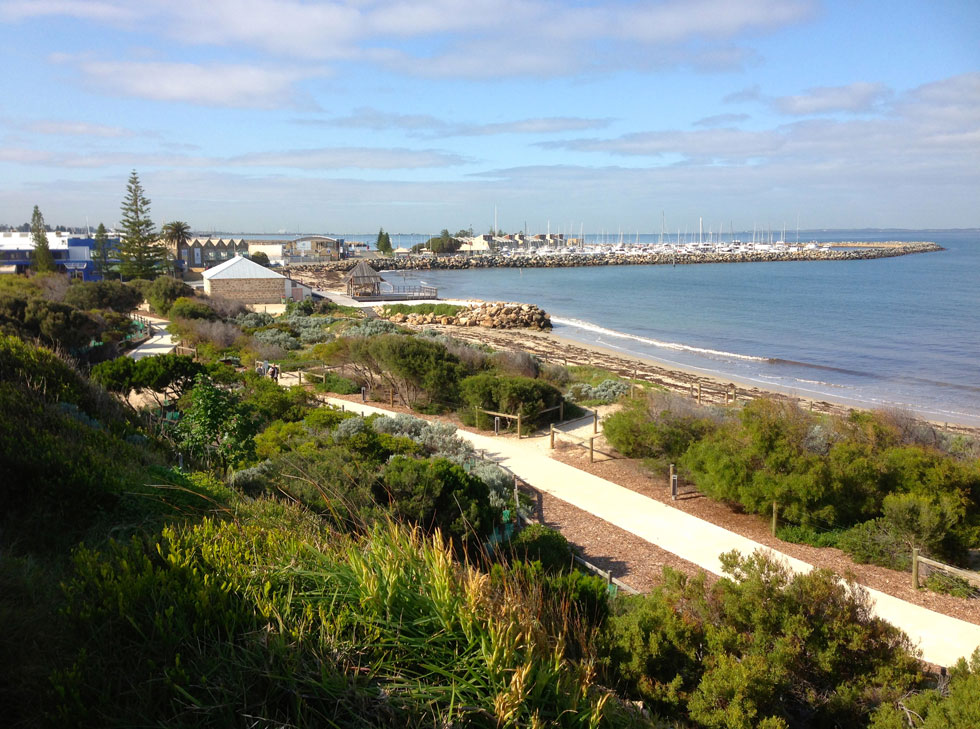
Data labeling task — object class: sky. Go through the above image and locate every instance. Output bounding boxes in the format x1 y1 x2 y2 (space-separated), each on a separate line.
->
0 0 978 235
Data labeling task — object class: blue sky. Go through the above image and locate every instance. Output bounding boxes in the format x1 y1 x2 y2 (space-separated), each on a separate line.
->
1 0 977 234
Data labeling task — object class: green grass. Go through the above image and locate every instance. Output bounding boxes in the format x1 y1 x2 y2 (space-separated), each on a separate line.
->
380 303 466 317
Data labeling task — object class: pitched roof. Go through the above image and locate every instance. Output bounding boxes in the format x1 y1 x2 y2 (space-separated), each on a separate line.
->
202 255 285 280
344 260 384 283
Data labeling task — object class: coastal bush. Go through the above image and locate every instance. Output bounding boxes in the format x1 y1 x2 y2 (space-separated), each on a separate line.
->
378 456 495 546
62 280 143 313
460 373 563 430
236 310 274 330
923 571 974 598
167 295 217 321
567 378 629 404
491 349 540 378
775 523 844 549
0 294 102 351
870 648 980 728
509 523 574 573
605 396 714 462
311 371 360 394
252 326 301 350
599 550 919 728
344 318 402 337
837 520 912 571
366 334 464 408
144 276 192 316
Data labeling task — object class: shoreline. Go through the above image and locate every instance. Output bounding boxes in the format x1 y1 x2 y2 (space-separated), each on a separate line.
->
290 268 979 435
404 321 980 439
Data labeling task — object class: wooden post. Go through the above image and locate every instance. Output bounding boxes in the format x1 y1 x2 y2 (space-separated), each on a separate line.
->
298 370 303 385
593 409 598 433
559 400 564 421
669 463 676 500
390 389 394 407
513 474 520 515
912 548 920 589
550 424 555 449
589 436 594 463
697 382 702 404
731 385 737 404
517 412 522 438
771 501 778 536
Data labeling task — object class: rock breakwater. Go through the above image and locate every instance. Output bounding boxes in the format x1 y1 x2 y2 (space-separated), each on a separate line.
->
378 301 552 330
286 241 942 278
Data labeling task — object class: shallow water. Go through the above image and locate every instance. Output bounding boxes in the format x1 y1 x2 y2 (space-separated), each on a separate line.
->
379 230 980 426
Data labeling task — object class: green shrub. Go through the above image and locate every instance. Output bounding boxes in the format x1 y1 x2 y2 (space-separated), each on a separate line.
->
510 523 573 573
312 371 360 394
600 550 919 728
567 379 629 404
144 276 192 316
838 519 912 570
167 296 217 321
460 373 563 430
870 648 980 728
775 523 844 548
924 570 974 598
378 456 495 546
63 280 143 313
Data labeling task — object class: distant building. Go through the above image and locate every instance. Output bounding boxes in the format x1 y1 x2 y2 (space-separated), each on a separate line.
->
288 235 346 261
0 231 116 280
170 237 249 271
201 255 312 304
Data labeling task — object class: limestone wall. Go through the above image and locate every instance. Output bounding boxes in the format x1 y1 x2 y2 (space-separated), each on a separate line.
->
205 277 287 304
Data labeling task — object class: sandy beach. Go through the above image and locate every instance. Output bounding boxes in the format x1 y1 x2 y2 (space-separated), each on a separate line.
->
401 322 980 439
288 263 979 438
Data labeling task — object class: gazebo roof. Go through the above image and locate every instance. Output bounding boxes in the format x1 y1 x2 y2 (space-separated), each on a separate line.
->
345 260 385 284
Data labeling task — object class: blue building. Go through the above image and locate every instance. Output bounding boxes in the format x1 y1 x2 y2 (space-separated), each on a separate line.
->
0 231 120 281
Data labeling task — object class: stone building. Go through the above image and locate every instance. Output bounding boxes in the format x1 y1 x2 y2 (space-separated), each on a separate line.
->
202 255 312 304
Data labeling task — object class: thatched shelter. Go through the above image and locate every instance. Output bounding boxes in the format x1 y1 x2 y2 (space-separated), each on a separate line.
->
345 260 384 298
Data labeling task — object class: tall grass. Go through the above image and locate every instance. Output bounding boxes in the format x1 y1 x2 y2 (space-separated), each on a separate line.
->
56 502 635 727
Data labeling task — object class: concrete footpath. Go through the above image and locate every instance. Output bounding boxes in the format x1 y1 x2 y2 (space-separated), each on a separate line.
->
325 397 980 667
127 317 176 360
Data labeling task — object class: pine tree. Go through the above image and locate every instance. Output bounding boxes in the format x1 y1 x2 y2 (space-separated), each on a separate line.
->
376 227 393 255
30 205 56 273
93 222 112 278
117 170 163 280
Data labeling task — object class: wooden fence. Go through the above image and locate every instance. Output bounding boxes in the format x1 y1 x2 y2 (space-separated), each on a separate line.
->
549 418 601 462
912 548 980 591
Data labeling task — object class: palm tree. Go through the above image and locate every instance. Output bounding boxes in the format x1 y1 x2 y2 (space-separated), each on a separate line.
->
161 220 191 276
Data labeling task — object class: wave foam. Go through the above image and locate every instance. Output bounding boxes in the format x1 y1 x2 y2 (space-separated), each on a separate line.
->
552 317 767 362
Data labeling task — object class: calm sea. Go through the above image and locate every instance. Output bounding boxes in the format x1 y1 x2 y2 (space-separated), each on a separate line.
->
371 230 980 427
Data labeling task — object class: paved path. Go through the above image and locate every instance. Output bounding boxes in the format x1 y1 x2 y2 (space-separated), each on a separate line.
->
127 319 176 360
325 397 980 667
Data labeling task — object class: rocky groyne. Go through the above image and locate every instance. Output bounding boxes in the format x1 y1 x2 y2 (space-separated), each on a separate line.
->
378 301 552 330
286 241 941 278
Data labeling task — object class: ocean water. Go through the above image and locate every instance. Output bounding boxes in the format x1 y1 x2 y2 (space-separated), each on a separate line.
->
376 230 980 427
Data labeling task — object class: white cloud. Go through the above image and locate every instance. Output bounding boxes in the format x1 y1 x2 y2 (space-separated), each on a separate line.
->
9 0 815 77
228 147 467 170
0 144 465 171
774 82 892 115
68 59 322 109
317 107 611 137
24 120 138 137
693 113 751 128
0 0 137 23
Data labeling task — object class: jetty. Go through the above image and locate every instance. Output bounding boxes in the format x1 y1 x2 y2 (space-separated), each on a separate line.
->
344 260 437 301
